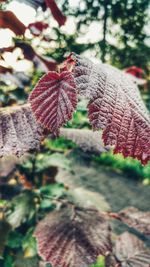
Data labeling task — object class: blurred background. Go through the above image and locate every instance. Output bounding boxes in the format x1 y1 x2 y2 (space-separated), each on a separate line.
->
0 0 150 266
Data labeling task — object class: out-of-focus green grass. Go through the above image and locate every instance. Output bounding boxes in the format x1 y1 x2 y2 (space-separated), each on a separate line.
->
94 151 150 184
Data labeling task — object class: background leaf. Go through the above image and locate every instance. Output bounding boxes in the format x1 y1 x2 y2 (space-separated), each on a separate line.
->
115 232 150 267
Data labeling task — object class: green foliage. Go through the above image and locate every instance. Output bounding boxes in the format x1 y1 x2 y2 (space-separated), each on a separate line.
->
5 191 35 229
94 151 150 182
92 256 105 267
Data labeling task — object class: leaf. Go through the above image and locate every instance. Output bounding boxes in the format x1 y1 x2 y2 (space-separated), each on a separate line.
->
6 191 35 229
28 21 49 36
29 71 77 136
40 183 64 198
72 54 150 165
6 231 23 249
22 229 37 257
34 206 112 267
0 10 26 35
118 207 150 238
114 232 150 267
60 128 110 154
35 152 71 172
0 104 44 158
15 41 57 71
45 0 67 26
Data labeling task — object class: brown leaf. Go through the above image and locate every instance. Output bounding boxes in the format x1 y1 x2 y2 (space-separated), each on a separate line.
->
0 104 44 158
34 206 112 267
118 207 150 238
0 10 26 35
114 232 150 267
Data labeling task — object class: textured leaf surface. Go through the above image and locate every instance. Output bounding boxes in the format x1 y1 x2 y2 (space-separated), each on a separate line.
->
118 207 150 238
114 232 150 267
0 10 26 35
0 104 43 158
60 128 109 154
34 206 112 267
29 71 77 135
73 54 150 164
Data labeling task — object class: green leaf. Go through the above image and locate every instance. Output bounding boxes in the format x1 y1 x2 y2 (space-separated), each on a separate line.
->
40 183 64 198
35 153 71 172
7 231 23 249
22 228 37 257
6 191 35 229
4 254 14 267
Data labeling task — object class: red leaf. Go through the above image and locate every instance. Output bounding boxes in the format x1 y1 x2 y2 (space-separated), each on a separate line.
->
125 66 144 78
0 10 26 35
28 21 49 36
45 0 67 26
72 54 150 165
29 71 77 135
15 41 57 71
34 206 112 267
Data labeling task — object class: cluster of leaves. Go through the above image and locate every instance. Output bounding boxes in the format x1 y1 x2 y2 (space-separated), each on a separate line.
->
0 1 150 267
1 52 150 266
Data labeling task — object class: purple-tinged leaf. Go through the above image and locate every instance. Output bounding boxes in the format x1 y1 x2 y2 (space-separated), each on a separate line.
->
34 206 112 267
0 104 43 158
114 232 150 267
